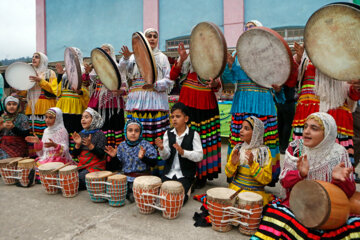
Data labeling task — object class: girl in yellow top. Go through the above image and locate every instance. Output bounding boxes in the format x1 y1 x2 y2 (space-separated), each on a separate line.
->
225 116 273 205
19 52 57 139
53 48 89 156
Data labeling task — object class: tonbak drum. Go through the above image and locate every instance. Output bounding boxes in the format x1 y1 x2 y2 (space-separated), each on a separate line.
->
132 32 158 84
237 192 263 235
159 181 184 220
290 180 350 230
133 176 162 214
64 47 82 90
85 171 112 202
304 3 360 81
17 159 36 187
236 27 293 88
206 187 237 232
0 157 21 184
190 22 227 85
38 162 64 194
59 165 79 198
5 62 36 90
91 47 121 90
105 174 127 207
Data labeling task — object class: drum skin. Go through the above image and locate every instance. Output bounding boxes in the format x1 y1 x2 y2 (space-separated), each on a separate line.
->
5 62 36 90
304 3 360 81
132 32 157 84
64 47 82 90
190 22 227 83
91 48 121 90
290 180 350 230
236 27 292 88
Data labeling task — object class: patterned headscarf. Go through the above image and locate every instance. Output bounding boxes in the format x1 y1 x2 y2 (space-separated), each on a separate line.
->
84 107 104 131
2 96 20 121
124 119 143 146
234 116 269 166
280 112 353 182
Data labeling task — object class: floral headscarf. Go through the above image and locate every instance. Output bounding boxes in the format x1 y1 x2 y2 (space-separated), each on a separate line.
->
2 96 20 121
124 119 143 146
84 107 104 131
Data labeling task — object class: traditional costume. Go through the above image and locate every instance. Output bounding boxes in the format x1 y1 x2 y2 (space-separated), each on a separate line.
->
119 28 173 176
226 116 273 205
0 96 29 159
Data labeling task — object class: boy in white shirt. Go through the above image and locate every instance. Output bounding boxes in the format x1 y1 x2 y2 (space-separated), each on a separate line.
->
155 102 203 204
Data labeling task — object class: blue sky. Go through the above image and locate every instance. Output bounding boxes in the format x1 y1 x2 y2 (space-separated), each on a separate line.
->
0 0 36 59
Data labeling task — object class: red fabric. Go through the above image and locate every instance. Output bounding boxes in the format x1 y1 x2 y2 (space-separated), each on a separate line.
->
77 150 105 172
170 64 181 81
349 85 360 101
82 73 91 87
284 56 299 88
0 136 28 158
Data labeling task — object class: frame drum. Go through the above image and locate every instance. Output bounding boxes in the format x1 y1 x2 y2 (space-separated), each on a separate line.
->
237 27 292 88
5 62 36 90
91 48 121 90
132 32 157 84
304 3 360 81
190 22 227 84
64 47 82 90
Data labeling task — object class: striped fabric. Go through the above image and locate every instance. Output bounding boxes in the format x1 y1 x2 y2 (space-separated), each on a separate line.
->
228 113 280 184
251 203 360 240
127 110 170 176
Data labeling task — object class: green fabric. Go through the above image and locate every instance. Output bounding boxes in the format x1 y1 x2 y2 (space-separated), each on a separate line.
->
218 101 232 137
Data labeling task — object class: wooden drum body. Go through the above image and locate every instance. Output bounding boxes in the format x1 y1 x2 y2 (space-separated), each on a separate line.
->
38 162 64 194
290 180 350 230
17 159 36 187
85 171 112 202
59 165 79 197
237 192 263 235
207 187 237 232
106 174 127 207
0 158 20 184
159 181 184 220
133 176 162 214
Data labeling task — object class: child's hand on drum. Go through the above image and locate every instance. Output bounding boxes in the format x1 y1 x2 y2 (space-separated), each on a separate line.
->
138 146 146 159
231 148 240 166
55 63 65 74
332 162 352 182
105 146 117 158
155 137 164 150
72 131 82 147
173 143 184 156
246 150 254 166
25 134 40 144
44 139 58 148
297 155 309 178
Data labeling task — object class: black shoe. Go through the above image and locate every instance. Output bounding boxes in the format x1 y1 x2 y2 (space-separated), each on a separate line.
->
126 194 135 203
354 173 360 184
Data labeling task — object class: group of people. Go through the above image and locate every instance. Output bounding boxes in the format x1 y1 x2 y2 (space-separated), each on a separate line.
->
1 21 360 238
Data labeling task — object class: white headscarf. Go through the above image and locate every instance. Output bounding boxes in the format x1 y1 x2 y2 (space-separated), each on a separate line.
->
43 107 66 134
248 20 263 27
101 43 116 62
280 112 352 182
33 52 49 76
144 28 160 56
234 116 270 166
84 107 104 130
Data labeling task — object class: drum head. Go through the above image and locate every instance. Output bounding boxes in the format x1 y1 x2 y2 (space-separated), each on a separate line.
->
38 162 64 171
18 159 35 164
238 192 263 202
5 62 36 90
133 175 161 188
64 47 82 90
132 32 157 84
85 171 112 179
237 27 292 88
108 174 127 181
91 48 121 90
290 180 330 228
161 181 184 193
59 165 77 172
206 187 236 201
304 3 360 81
190 22 227 83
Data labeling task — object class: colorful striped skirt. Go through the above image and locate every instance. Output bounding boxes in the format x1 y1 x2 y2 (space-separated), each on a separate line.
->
251 202 360 240
187 106 221 180
228 113 280 185
126 110 170 176
27 115 47 157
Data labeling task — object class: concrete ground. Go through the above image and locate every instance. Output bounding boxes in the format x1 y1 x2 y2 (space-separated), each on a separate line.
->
1 139 359 240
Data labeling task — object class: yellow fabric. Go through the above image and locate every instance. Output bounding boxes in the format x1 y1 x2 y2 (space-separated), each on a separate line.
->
54 80 89 114
226 148 273 205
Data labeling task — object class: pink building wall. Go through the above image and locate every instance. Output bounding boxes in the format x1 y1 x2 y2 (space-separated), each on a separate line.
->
36 0 47 54
143 0 159 33
223 0 244 48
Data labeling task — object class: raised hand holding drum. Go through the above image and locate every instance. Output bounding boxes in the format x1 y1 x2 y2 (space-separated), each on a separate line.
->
190 22 227 85
236 27 292 88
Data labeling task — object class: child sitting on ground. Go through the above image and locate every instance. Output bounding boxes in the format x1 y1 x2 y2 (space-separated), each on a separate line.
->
73 107 106 190
155 102 203 205
225 116 273 205
105 119 157 203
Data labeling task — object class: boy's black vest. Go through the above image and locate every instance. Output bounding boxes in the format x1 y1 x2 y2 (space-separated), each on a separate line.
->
163 128 196 178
